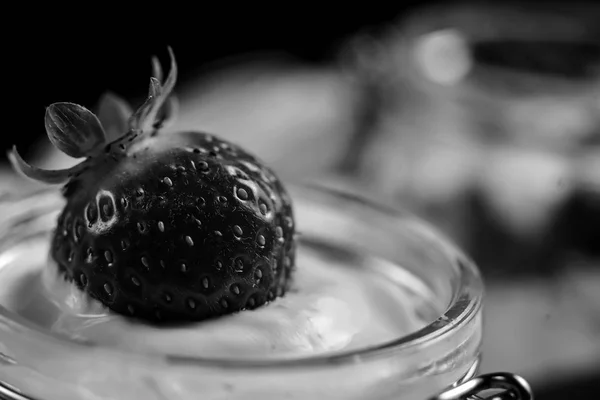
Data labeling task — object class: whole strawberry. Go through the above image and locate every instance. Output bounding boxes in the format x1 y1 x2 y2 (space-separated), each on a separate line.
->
9 49 296 323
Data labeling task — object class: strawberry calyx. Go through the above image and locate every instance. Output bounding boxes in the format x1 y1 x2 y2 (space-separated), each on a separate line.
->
8 47 178 186
127 46 178 135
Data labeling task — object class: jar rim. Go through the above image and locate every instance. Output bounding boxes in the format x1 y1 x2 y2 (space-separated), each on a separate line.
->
0 184 484 370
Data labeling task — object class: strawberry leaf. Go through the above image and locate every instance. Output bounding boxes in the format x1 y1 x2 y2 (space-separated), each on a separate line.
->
45 103 107 158
162 47 178 99
148 77 162 99
97 92 133 143
128 79 158 132
152 55 163 82
131 47 179 133
8 146 86 184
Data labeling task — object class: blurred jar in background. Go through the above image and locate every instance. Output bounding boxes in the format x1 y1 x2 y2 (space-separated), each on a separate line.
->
340 2 600 279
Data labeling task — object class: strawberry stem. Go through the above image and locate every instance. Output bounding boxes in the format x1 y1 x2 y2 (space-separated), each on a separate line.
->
129 47 178 136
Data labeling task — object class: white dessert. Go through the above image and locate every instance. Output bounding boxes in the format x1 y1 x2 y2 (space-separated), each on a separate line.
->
0 238 436 360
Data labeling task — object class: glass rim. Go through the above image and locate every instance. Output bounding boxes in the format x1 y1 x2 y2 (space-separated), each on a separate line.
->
0 183 484 370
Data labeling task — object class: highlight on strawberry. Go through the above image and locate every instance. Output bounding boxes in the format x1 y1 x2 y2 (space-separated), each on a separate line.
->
9 48 296 324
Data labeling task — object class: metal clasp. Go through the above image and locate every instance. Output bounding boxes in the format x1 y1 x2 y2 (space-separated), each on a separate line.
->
430 372 534 400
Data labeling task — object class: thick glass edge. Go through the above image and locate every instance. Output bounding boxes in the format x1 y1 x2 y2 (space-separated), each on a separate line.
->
0 183 484 370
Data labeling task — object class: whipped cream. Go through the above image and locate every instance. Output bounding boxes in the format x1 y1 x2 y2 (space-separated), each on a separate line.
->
0 238 433 360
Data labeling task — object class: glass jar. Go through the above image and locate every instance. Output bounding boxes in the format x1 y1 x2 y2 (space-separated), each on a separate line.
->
0 185 531 400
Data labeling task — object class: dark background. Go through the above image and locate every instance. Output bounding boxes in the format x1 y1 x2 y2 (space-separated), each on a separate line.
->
3 2 444 160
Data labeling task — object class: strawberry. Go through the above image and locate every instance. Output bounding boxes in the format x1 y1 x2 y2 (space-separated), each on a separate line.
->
8 48 296 323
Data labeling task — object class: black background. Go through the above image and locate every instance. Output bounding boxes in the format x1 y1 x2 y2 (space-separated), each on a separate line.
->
2 2 441 160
